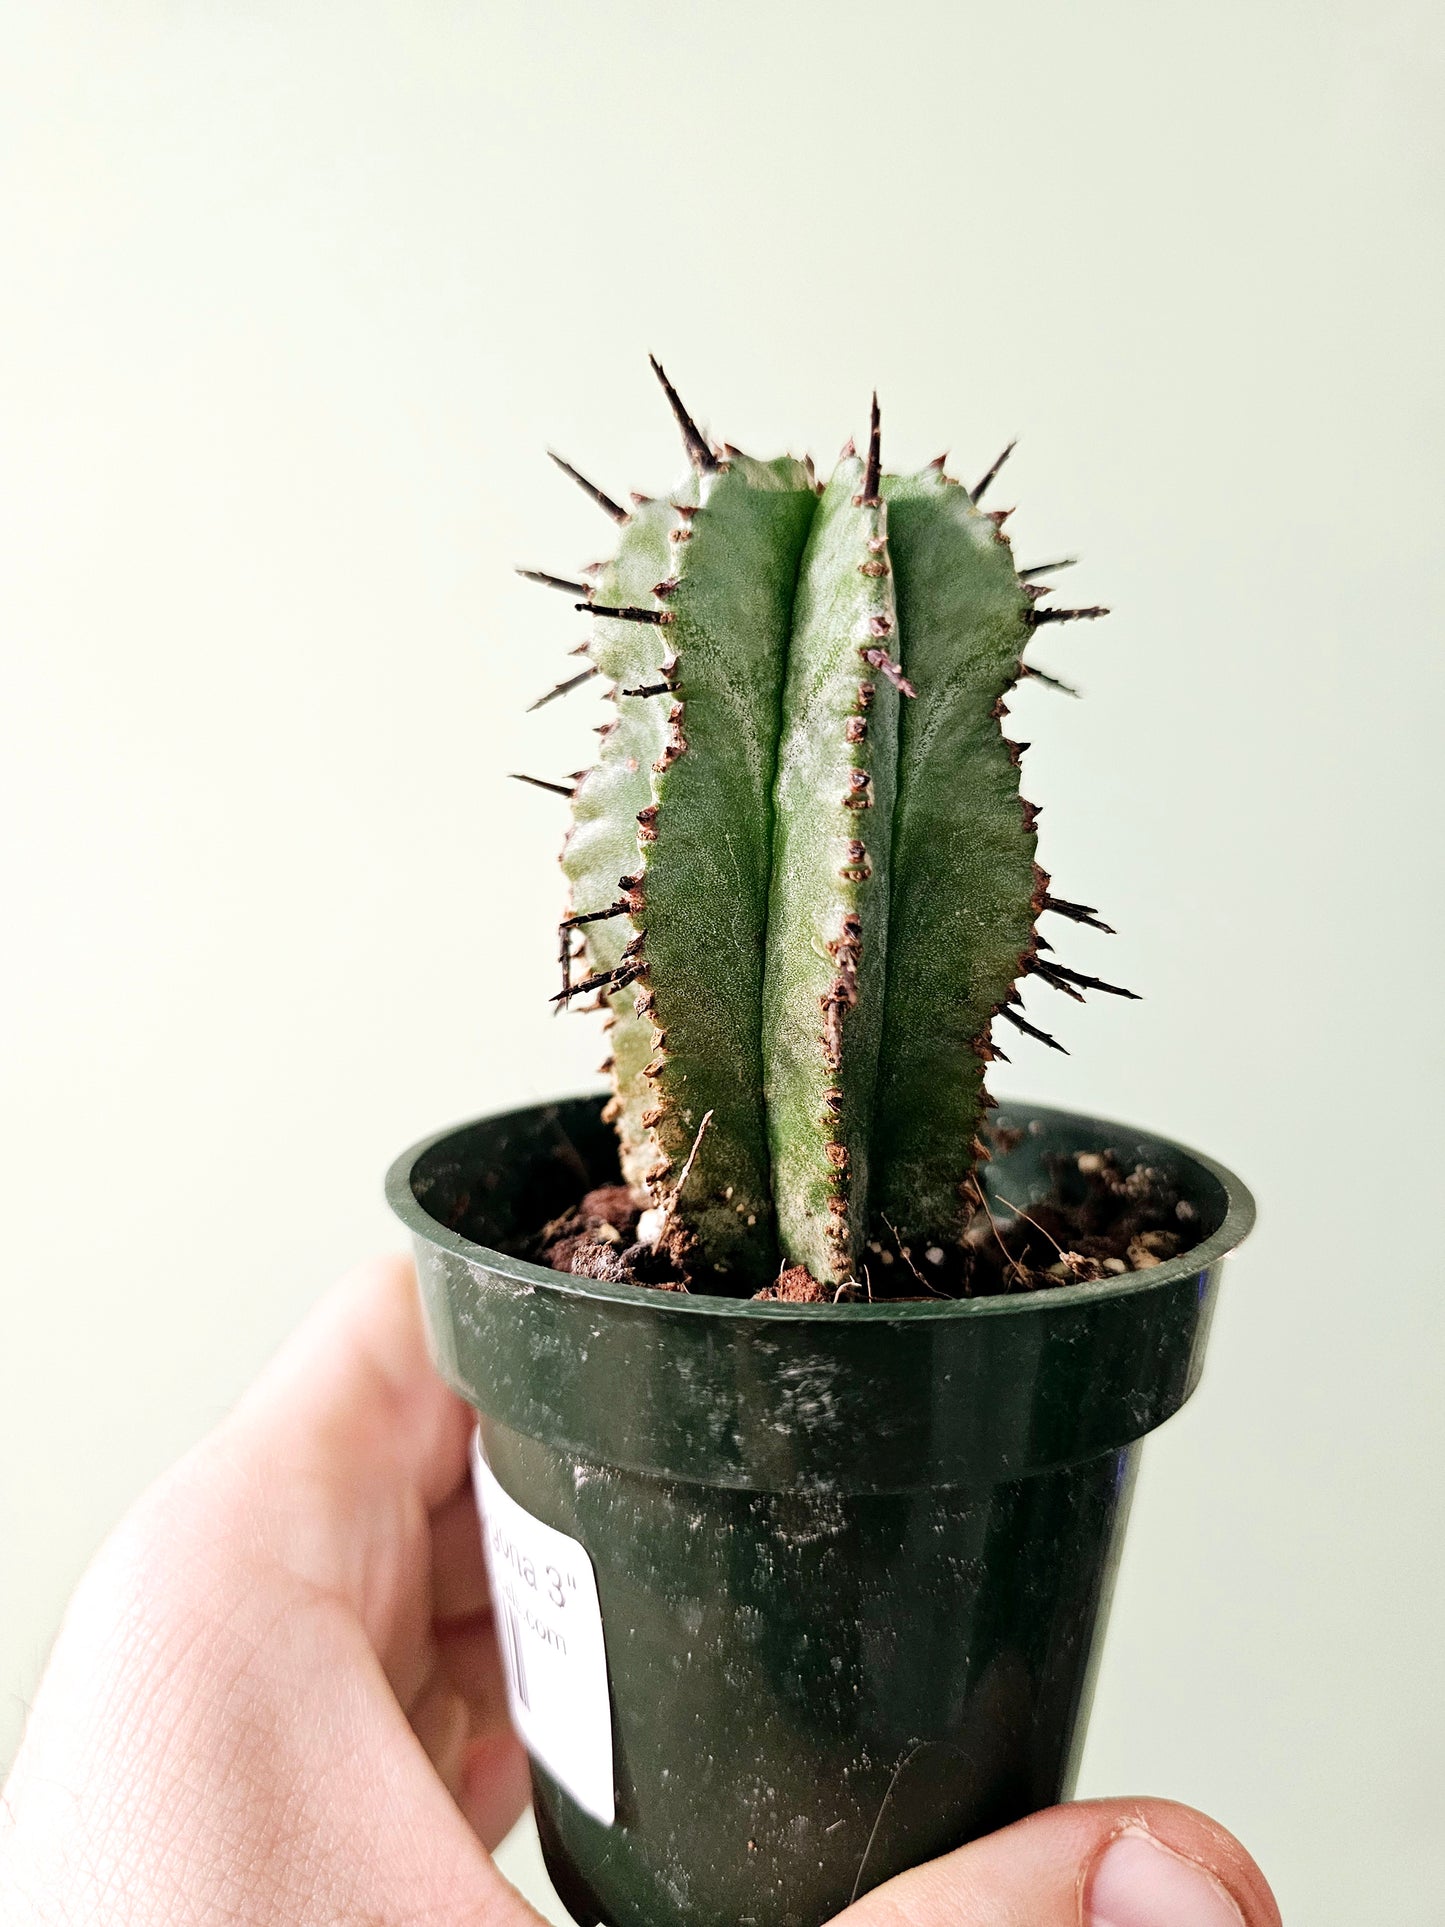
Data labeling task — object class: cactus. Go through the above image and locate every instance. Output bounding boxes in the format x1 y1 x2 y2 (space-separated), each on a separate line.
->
518 364 1133 1293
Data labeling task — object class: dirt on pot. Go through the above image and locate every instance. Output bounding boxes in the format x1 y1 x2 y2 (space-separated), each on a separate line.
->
532 1141 1198 1302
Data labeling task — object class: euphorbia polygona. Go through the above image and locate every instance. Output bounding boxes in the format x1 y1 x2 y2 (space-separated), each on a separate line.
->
517 362 1132 1293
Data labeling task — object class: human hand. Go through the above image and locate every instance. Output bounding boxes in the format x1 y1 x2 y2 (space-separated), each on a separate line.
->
0 1256 1279 1927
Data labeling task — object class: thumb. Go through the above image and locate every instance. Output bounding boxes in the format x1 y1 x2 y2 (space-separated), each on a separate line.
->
831 1798 1281 1927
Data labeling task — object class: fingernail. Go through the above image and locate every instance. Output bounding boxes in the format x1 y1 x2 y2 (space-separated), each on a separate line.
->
1087 1829 1246 1927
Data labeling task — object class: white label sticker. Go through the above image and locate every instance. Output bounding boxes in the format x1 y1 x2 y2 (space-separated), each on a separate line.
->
470 1432 615 1825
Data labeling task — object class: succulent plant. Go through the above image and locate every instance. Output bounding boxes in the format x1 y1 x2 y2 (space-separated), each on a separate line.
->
516 363 1133 1294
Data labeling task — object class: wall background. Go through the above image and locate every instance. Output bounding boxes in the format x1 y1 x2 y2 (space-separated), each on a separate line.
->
2 5 1441 1921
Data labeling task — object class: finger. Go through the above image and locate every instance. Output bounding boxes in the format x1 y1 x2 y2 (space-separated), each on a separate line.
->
399 1480 499 1721
233 1252 472 1512
428 1478 529 1850
459 1726 533 1851
425 1482 508 1736
206 1254 475 1662
832 1798 1280 1927
431 1481 493 1623
377 1453 500 1704
436 1630 527 1849
410 1683 472 1801
434 1615 509 1737
406 1636 528 1851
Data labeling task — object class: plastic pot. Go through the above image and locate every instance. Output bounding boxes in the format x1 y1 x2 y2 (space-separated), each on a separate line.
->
387 1095 1254 1927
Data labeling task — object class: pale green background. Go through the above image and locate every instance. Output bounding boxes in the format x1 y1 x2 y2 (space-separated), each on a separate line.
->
2 4 1442 1922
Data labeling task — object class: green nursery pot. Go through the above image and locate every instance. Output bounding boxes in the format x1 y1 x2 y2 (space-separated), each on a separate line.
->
387 1096 1254 1927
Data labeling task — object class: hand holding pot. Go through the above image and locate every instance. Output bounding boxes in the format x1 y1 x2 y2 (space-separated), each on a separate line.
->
0 1257 1278 1927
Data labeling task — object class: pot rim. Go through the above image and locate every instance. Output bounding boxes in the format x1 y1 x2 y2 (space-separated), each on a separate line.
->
386 1092 1256 1322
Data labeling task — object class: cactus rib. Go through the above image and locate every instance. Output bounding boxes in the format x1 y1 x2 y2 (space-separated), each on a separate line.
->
560 495 681 1190
762 447 903 1284
625 453 818 1286
867 463 1038 1247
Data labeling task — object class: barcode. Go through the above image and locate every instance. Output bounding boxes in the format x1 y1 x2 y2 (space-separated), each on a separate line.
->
500 1596 530 1711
